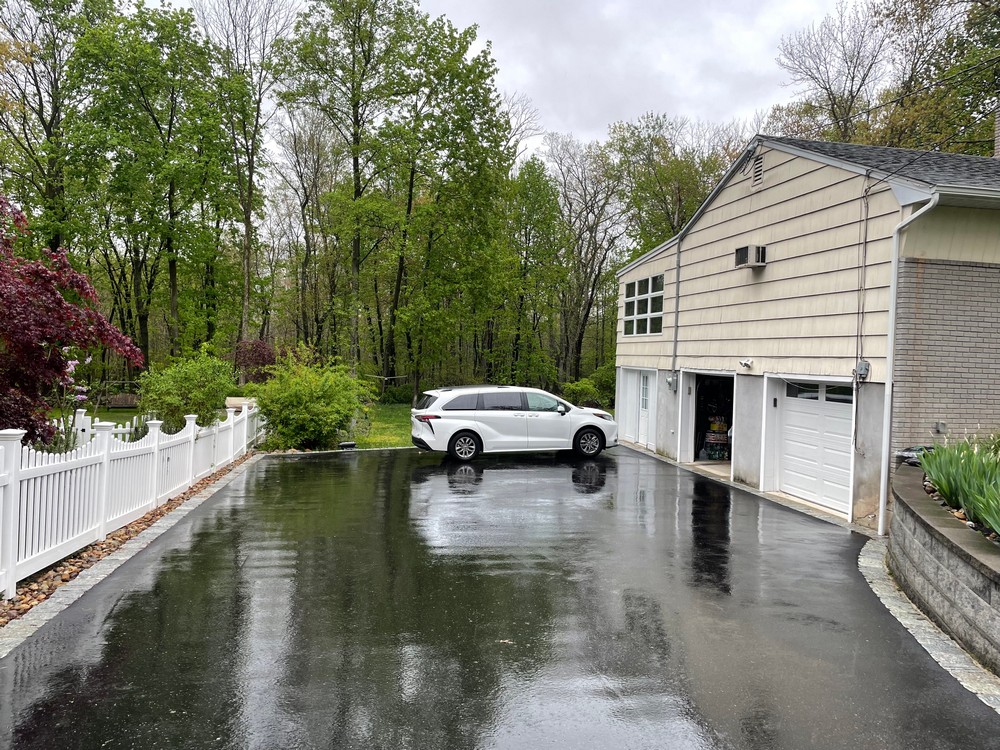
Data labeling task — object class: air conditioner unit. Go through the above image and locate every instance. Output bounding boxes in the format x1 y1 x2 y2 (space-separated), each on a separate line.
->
735 244 766 268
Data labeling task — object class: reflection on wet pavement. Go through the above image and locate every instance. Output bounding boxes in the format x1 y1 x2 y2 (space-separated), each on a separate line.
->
1 449 999 749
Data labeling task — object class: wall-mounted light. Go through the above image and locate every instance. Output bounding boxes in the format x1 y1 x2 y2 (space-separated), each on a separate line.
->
738 359 753 369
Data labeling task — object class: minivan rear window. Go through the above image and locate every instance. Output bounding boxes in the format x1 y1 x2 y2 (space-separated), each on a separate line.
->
414 393 438 409
443 393 478 410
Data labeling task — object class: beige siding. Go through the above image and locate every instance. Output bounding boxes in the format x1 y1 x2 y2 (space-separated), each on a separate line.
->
618 145 901 381
901 206 1000 263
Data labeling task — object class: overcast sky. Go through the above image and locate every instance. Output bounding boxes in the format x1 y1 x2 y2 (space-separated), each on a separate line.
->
419 0 841 144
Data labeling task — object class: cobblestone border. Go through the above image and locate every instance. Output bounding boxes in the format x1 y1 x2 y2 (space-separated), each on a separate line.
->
859 538 1000 714
0 453 264 660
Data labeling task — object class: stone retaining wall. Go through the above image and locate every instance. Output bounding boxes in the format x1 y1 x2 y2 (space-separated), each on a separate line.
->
888 464 1000 675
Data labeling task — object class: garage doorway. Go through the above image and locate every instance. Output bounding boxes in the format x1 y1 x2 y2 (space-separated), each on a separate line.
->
693 374 733 465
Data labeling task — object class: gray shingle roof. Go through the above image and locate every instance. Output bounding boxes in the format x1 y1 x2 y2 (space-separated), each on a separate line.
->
767 136 1000 191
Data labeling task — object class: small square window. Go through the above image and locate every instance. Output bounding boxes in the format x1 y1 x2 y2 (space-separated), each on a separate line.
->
652 275 664 293
636 318 648 334
625 300 635 317
624 320 634 335
638 278 649 295
637 299 648 315
651 296 663 313
826 385 854 404
786 383 820 399
625 282 636 298
650 317 663 334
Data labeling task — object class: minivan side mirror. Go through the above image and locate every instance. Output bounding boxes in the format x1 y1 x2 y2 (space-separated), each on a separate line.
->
557 405 567 416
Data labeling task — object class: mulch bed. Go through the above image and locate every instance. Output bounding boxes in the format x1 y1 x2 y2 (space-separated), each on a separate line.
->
0 450 256 629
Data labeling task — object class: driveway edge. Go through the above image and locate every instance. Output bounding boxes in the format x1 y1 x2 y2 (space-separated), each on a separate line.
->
859 538 1000 714
0 453 265 660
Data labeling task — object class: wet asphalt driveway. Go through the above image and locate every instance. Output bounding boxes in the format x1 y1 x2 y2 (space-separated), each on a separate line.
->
2 448 1000 749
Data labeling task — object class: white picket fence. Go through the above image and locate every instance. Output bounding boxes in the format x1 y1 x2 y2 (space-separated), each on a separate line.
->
0 405 263 600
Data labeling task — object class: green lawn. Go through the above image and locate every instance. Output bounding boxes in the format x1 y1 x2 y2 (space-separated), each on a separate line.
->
355 403 412 449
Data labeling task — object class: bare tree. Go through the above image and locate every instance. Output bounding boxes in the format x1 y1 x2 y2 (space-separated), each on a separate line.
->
273 109 348 353
543 133 627 380
502 90 543 163
777 0 893 141
193 0 297 346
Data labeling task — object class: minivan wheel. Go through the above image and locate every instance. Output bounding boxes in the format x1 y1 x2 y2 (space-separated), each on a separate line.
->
574 427 604 457
448 431 481 461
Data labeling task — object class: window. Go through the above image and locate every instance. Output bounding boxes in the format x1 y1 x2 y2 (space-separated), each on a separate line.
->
786 382 853 405
624 273 664 336
414 393 438 409
526 392 560 412
480 392 523 410
443 393 478 410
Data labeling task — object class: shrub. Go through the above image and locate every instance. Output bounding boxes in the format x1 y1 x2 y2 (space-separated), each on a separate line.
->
561 378 603 408
250 349 375 450
921 437 1000 533
588 362 617 406
380 383 414 405
138 350 236 431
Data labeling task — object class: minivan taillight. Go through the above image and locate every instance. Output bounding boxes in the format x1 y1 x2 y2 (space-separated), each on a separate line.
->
416 414 440 423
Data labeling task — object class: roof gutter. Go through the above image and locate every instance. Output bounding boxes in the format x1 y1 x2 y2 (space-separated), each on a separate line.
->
877 192 940 536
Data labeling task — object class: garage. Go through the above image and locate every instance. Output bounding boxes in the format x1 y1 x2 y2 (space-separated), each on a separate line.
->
779 382 854 516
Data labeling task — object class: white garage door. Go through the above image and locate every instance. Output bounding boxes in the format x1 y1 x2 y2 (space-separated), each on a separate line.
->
780 382 853 516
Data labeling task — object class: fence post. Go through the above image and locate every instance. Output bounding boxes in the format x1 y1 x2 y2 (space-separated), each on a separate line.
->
185 414 198 486
94 422 113 540
224 408 236 464
146 420 163 506
74 408 90 445
0 429 26 601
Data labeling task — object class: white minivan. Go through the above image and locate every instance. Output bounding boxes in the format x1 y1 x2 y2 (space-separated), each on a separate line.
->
411 385 618 461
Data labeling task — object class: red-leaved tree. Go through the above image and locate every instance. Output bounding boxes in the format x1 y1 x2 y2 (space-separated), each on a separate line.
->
0 195 144 443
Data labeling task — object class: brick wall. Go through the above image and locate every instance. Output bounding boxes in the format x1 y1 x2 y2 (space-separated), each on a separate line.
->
893 257 1000 452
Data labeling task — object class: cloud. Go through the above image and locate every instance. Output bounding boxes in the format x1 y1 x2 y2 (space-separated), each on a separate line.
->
420 0 839 142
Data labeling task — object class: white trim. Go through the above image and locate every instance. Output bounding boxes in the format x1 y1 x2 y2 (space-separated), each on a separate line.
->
617 237 678 278
760 375 783 492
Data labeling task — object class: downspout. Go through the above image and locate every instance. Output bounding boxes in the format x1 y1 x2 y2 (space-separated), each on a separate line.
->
877 192 940 536
669 237 683 461
670 237 682 373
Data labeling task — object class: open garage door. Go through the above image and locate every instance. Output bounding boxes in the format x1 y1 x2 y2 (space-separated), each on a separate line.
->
780 382 853 516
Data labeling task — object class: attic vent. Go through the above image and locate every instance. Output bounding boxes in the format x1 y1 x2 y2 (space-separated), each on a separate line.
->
751 155 764 187
735 245 766 268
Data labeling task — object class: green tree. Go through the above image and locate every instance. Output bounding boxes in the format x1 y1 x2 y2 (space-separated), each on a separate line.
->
608 114 727 256
67 4 236 362
0 0 111 251
194 0 296 345
279 0 422 368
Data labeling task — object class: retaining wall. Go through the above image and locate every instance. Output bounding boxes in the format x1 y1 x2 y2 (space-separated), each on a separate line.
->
888 464 1000 675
